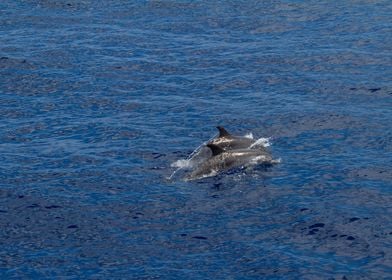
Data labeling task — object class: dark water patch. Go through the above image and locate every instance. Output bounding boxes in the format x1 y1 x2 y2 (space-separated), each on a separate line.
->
309 223 325 229
45 205 62 209
307 229 319 235
26 203 40 209
132 212 144 219
67 225 78 229
192 236 208 240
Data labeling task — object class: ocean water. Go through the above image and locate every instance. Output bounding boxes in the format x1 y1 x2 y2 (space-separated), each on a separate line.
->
1 1 391 279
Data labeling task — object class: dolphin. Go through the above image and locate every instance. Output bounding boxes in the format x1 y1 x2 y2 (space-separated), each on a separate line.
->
209 126 263 151
186 143 273 180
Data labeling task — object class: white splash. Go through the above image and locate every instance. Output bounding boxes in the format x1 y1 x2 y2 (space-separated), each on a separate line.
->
244 132 254 139
168 133 217 180
171 159 193 168
185 169 218 181
249 155 269 164
250 137 272 148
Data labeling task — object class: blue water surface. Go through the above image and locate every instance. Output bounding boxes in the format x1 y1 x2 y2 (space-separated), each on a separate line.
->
1 1 391 279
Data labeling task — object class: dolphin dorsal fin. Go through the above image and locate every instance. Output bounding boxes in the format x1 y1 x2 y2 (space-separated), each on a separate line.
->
217 126 232 138
207 144 225 156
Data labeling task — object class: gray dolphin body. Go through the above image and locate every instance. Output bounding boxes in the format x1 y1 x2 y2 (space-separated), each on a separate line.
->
209 126 262 151
186 143 273 180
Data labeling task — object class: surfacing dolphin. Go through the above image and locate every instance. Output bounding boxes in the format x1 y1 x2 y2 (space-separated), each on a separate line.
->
186 143 273 180
209 126 264 151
